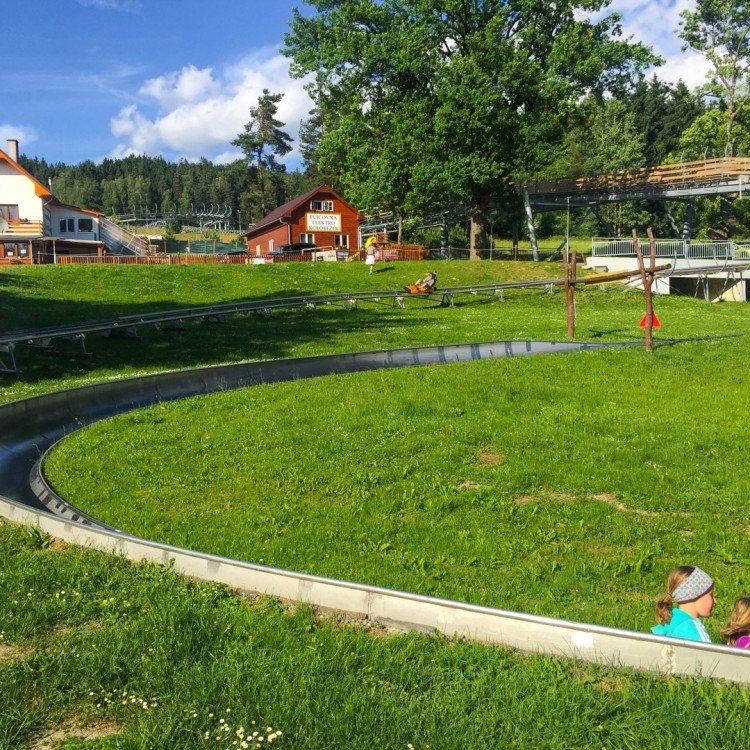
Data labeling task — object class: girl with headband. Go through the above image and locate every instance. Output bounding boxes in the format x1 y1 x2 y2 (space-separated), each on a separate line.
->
651 565 715 642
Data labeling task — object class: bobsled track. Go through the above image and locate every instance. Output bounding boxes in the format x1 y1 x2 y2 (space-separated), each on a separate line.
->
1 339 749 683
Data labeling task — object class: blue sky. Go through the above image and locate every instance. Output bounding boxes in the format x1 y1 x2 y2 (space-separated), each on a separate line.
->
2 0 709 169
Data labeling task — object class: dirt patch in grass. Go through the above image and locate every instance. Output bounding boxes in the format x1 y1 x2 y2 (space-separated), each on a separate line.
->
596 675 629 693
0 643 33 664
47 538 70 552
514 491 679 517
477 451 505 464
457 480 483 490
30 719 122 749
53 621 103 637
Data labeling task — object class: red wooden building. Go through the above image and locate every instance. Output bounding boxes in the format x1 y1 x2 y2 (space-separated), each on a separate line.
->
242 186 361 257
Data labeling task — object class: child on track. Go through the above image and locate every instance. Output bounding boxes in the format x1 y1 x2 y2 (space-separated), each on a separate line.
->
720 596 750 649
651 565 715 642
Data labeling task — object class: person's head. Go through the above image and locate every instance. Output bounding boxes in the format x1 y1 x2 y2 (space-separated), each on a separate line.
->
720 596 750 645
655 565 715 624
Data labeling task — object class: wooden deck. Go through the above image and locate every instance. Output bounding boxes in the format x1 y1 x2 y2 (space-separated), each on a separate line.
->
522 157 750 197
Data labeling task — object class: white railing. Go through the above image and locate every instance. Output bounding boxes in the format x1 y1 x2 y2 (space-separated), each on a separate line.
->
592 238 750 260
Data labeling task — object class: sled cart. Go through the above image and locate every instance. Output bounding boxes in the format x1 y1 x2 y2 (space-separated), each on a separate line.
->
404 271 438 294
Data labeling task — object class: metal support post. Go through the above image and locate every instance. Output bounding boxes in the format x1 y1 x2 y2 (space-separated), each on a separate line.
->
682 197 695 241
0 343 18 374
660 199 682 238
590 206 617 238
440 213 449 259
549 206 592 262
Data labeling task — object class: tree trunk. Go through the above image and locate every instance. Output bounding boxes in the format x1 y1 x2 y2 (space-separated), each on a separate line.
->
468 196 490 260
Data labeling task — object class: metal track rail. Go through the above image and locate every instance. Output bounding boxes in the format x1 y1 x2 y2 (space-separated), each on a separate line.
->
1 340 748 682
4 265 748 348
0 281 559 347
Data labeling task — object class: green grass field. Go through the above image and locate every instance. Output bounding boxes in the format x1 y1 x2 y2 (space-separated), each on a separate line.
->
3 261 750 748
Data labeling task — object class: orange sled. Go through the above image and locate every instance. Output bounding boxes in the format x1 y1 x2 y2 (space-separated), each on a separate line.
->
403 271 438 294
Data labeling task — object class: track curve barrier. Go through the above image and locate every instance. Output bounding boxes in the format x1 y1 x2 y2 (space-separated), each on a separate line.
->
2 340 749 683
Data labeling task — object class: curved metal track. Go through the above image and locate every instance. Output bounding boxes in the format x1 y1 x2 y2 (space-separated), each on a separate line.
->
2 339 748 683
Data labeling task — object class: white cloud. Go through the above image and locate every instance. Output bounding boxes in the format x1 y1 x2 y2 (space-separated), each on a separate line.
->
140 66 220 110
213 150 243 165
0 124 38 150
109 51 314 165
77 0 142 11
657 49 712 89
586 0 712 88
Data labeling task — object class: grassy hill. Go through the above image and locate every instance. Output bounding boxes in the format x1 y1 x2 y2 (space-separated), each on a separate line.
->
2 260 750 748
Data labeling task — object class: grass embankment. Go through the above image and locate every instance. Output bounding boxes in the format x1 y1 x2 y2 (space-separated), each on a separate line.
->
3 261 750 747
1 260 749 404
3 523 750 750
1 261 547 403
44 336 750 634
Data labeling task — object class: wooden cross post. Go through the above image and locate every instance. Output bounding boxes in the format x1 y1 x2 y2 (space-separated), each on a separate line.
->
632 227 657 352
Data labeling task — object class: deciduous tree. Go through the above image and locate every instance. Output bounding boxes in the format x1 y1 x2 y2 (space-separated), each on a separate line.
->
285 0 656 258
679 0 750 154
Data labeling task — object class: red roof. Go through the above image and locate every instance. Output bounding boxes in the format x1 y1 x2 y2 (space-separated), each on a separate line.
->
242 186 359 239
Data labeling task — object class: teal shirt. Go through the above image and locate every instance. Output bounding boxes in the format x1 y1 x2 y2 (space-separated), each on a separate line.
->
651 608 712 643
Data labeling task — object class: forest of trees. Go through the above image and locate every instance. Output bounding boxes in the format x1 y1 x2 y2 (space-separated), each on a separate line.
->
19 0 750 246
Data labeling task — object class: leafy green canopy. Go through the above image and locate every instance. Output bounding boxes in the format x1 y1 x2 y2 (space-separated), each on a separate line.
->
679 0 750 153
284 0 656 252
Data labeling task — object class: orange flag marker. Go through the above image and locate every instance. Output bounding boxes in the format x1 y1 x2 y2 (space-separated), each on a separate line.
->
639 312 661 328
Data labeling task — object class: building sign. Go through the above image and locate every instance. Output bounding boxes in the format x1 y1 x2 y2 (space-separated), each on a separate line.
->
306 212 341 232
313 250 338 262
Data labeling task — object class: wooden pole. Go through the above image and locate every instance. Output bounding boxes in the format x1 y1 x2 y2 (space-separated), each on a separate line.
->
632 228 655 352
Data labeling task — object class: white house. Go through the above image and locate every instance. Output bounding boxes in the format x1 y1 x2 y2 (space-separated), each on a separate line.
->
0 139 146 264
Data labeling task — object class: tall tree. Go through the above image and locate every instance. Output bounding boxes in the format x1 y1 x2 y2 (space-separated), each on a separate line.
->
679 0 750 154
285 0 655 258
629 77 704 166
232 89 293 216
584 98 645 175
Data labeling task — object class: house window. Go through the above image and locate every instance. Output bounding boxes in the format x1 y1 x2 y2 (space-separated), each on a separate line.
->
334 234 348 248
0 205 19 222
299 233 315 244
3 243 16 257
18 242 28 258
310 200 334 212
78 218 94 232
60 218 75 233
